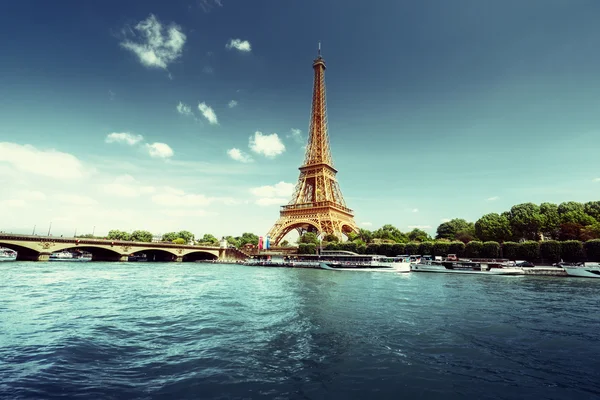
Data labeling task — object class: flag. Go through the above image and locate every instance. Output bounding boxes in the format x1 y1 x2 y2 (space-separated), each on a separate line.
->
258 236 263 250
265 235 270 250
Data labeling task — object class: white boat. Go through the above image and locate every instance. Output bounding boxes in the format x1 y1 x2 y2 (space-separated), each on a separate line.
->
411 259 524 275
561 262 600 278
318 254 411 273
49 251 92 262
0 248 17 261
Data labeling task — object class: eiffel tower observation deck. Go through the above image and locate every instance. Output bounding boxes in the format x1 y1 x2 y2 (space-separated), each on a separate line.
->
267 43 359 245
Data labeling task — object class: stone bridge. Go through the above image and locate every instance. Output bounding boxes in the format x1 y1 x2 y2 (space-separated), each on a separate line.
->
0 233 249 262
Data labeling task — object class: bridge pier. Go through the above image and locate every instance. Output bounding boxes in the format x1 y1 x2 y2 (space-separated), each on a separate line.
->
175 256 183 262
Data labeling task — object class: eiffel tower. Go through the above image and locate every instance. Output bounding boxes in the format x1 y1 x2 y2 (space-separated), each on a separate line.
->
267 43 358 245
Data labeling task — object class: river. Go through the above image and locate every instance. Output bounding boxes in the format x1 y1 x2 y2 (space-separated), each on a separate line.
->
1 262 598 399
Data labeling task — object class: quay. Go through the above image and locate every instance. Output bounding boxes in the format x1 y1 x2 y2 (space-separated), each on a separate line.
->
0 233 248 262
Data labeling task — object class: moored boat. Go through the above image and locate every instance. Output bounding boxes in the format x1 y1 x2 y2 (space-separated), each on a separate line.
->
0 248 17 262
49 250 92 262
411 259 524 275
560 262 600 278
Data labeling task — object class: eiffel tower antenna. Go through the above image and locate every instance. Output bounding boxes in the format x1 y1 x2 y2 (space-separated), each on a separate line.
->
266 44 358 245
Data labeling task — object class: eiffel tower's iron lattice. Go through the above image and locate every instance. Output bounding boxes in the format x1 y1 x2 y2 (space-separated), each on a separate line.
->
267 44 358 245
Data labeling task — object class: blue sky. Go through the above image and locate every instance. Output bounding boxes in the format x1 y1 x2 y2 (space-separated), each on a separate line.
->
1 0 599 239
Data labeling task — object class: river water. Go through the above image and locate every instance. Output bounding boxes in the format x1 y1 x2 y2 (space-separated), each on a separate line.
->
0 262 599 399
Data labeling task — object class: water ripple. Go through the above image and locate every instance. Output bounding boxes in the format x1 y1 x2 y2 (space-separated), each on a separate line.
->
1 262 599 399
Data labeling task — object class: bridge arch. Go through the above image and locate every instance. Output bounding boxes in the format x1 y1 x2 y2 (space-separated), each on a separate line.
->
182 250 219 262
0 241 42 261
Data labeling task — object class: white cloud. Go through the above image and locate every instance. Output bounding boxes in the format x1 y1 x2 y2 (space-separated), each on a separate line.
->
412 208 419 213
198 102 218 125
250 181 294 206
227 148 253 163
441 218 451 223
408 225 432 230
103 175 155 197
120 14 186 70
360 222 373 227
228 100 238 108
0 142 89 180
249 131 285 158
198 0 223 13
225 38 251 52
146 143 174 158
105 133 173 160
593 178 600 182
54 194 98 206
250 181 295 198
177 101 193 116
18 190 47 201
487 196 499 201
105 132 144 146
287 128 304 144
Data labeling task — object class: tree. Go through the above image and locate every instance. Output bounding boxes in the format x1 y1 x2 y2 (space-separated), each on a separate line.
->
474 213 512 242
107 230 131 241
280 240 291 247
407 228 431 243
131 230 153 242
436 219 472 240
584 201 600 221
539 202 560 239
558 223 583 241
172 238 186 245
580 223 600 241
198 234 219 245
506 203 542 240
298 232 319 245
236 232 259 247
323 234 339 242
177 230 195 244
356 229 373 244
162 232 179 242
224 236 239 247
372 224 407 243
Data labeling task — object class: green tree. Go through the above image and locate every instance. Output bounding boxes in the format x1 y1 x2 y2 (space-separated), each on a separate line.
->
448 241 465 257
323 234 339 242
130 230 153 242
172 238 186 244
404 243 419 255
584 201 600 221
177 230 195 243
558 223 583 241
280 240 290 247
474 213 512 242
372 224 407 243
356 229 374 243
540 202 560 239
407 228 431 243
506 203 542 240
224 236 239 247
107 230 131 241
436 219 472 240
198 234 219 245
162 232 178 242
298 232 319 245
236 232 259 247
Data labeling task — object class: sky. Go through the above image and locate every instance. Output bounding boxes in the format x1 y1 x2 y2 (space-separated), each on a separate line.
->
1 0 599 240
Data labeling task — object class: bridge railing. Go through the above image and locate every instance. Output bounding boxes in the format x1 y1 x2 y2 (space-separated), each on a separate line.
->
0 233 221 250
